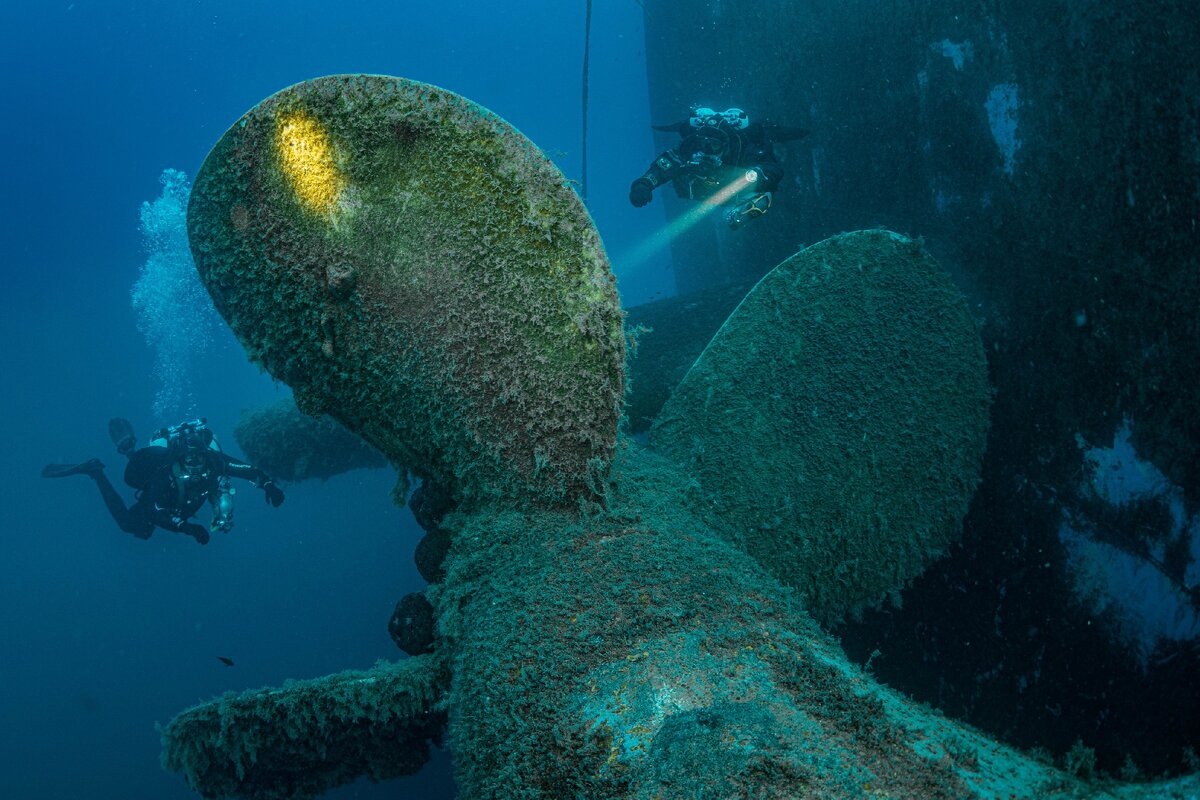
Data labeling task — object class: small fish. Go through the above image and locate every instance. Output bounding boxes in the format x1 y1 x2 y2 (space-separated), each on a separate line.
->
217 656 235 667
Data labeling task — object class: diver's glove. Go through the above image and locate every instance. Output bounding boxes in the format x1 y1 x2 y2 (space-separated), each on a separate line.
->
181 523 210 546
629 178 654 208
261 480 285 507
745 163 783 190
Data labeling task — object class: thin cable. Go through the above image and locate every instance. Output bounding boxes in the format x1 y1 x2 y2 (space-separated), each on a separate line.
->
582 0 592 202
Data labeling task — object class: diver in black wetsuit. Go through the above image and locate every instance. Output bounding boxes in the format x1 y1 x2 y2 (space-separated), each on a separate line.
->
42 418 284 545
629 106 809 228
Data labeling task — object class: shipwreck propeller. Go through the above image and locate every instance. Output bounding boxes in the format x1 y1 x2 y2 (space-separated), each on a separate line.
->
187 74 625 509
650 230 992 619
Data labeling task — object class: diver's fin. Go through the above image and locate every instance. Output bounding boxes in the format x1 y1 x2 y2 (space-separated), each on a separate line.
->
108 417 137 456
42 459 105 478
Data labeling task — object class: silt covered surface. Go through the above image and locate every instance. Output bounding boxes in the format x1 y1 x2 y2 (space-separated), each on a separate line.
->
651 230 990 620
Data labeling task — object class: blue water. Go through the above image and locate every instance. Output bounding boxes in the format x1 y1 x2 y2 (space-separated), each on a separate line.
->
0 2 664 797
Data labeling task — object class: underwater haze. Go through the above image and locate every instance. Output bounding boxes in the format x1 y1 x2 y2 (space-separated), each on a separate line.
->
0 2 657 798
3 0 1200 797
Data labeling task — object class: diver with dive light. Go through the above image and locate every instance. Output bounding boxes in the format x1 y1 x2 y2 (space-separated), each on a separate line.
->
628 106 808 229
42 417 284 545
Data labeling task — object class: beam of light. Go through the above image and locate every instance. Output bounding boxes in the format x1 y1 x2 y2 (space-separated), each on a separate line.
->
618 173 755 276
276 110 345 217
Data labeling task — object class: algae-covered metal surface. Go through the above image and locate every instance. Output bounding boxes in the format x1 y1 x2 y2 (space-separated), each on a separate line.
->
234 398 386 483
622 281 753 433
188 74 624 509
163 442 1200 800
161 656 447 800
433 444 977 799
651 230 991 619
165 75 1199 800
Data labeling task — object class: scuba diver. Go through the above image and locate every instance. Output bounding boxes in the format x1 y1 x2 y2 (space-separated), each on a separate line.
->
42 417 285 545
629 106 809 229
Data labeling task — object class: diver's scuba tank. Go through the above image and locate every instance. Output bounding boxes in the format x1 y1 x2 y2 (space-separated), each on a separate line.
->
211 478 236 533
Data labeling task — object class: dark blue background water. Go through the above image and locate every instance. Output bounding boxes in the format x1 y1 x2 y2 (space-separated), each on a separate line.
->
0 2 665 797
